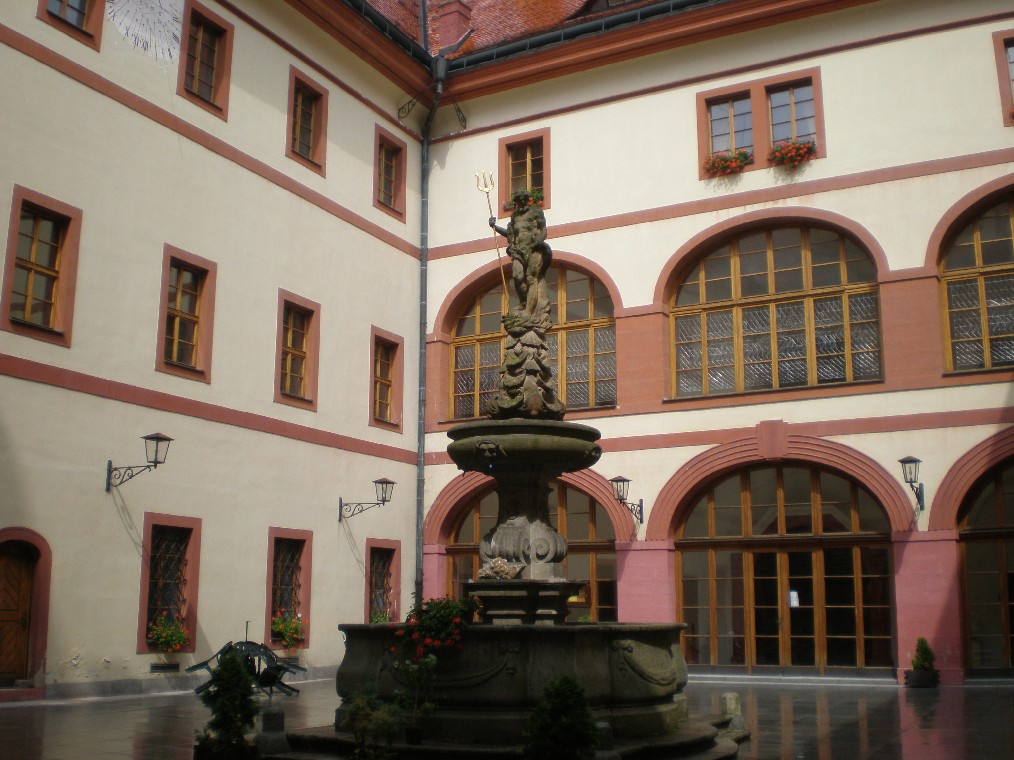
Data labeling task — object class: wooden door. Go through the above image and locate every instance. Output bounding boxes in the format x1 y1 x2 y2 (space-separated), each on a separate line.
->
0 543 35 684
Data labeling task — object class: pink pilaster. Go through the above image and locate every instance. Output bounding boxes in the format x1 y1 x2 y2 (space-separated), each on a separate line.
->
422 544 447 601
616 540 676 623
892 530 963 684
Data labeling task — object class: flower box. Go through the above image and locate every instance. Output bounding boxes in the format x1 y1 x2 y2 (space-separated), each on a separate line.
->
768 138 816 170
703 148 752 177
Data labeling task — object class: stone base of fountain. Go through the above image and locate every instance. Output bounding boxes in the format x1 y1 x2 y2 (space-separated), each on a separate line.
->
325 621 742 758
466 579 584 625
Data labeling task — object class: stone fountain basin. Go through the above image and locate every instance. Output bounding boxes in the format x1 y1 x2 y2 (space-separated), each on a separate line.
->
446 418 602 474
336 622 689 742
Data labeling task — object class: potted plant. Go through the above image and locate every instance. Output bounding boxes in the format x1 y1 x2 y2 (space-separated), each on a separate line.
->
768 138 817 170
703 148 753 177
339 691 404 758
270 610 305 652
386 596 477 743
522 675 598 760
147 612 190 653
903 637 939 687
193 650 259 759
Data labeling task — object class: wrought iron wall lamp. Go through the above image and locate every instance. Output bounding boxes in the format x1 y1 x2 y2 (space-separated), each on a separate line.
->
105 433 173 491
898 456 926 512
338 478 396 521
609 475 644 524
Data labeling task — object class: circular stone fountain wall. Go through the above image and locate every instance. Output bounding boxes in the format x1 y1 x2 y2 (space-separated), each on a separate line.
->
336 622 689 745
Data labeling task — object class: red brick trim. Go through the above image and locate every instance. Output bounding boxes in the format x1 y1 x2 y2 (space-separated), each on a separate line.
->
265 527 313 650
364 538 401 623
0 353 417 463
286 66 329 176
176 0 234 121
1 185 82 348
369 326 405 432
497 128 551 213
644 432 915 540
695 67 825 179
155 244 217 383
274 289 321 412
925 172 1014 269
652 206 890 307
36 0 103 50
373 125 408 221
993 30 1014 128
0 528 52 692
929 427 1014 531
137 513 202 654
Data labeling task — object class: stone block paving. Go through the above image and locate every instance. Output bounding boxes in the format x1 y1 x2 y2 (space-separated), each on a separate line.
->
1 677 1013 759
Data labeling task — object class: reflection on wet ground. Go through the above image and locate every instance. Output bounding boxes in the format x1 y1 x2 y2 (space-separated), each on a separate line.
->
2 677 1013 759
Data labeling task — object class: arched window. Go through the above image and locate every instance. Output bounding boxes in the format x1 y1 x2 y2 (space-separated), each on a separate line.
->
451 266 616 419
958 458 1014 671
674 464 894 673
942 196 1014 372
670 225 881 397
447 483 617 621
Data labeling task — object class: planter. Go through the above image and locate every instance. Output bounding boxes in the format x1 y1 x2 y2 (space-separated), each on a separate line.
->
903 669 939 688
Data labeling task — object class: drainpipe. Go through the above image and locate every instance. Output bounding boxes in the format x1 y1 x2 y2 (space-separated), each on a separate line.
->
416 54 446 605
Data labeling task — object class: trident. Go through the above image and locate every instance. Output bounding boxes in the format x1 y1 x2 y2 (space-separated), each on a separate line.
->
476 171 509 301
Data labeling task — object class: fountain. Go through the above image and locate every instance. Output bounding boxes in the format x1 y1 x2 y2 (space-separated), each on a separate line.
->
322 191 744 759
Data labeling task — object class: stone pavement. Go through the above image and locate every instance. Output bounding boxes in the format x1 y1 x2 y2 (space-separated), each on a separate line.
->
1 676 1013 759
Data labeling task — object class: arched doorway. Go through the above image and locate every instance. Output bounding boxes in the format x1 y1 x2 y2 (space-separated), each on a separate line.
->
674 463 895 674
958 457 1014 674
0 541 39 685
446 481 618 621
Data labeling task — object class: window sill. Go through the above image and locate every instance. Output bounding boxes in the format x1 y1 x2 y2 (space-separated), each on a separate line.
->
156 360 210 383
4 317 71 347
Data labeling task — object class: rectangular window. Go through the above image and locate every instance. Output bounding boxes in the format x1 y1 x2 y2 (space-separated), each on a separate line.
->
286 68 328 174
2 187 82 347
365 539 400 623
498 128 550 211
164 261 202 368
993 31 1014 127
280 304 309 398
768 82 816 145
369 326 404 431
708 94 753 155
47 0 88 28
137 513 201 653
177 1 233 119
374 341 393 422
38 0 103 48
696 68 824 178
275 290 321 410
374 125 407 220
265 528 312 649
156 245 216 381
368 548 394 622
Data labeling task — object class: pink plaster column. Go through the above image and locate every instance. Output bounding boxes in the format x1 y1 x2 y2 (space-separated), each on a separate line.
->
616 540 676 623
422 544 447 601
892 530 963 684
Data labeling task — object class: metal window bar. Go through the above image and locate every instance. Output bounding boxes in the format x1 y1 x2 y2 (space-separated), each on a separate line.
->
147 526 190 627
272 539 303 617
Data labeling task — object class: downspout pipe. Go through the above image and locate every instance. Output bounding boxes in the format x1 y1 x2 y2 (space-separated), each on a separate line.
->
416 54 446 605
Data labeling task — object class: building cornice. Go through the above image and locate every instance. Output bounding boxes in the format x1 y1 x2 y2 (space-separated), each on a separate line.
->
286 0 432 99
442 0 880 102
